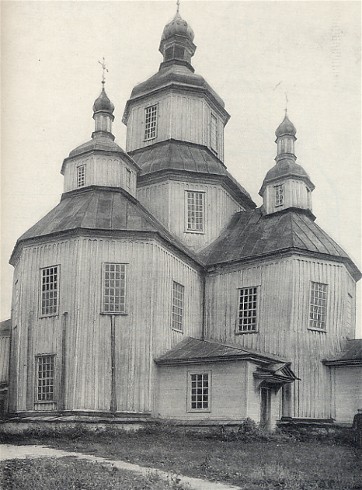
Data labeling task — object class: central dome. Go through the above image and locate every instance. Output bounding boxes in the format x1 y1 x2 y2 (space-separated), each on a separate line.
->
161 12 194 42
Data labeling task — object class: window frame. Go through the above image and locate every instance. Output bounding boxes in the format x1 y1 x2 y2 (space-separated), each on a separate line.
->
185 190 205 234
308 281 328 331
35 354 56 403
77 164 86 188
274 183 284 207
171 281 184 332
144 104 158 141
236 286 259 334
39 265 60 318
210 113 218 153
187 370 211 413
101 262 127 315
125 168 132 190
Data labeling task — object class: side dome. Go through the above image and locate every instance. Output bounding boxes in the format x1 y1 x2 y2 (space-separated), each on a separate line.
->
259 158 315 195
93 87 115 114
275 114 296 137
161 12 194 42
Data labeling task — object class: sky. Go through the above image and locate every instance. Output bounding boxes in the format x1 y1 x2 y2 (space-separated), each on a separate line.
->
1 1 361 335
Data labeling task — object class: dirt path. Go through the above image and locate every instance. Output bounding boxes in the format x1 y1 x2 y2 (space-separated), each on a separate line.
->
0 444 241 490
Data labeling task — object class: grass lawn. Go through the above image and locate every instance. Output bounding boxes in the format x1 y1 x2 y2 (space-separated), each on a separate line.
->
4 429 362 489
0 457 190 490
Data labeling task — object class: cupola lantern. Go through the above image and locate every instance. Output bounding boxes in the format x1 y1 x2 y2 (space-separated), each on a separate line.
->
259 114 314 215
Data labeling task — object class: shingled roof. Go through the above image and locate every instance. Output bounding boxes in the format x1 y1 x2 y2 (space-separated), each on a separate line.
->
131 140 255 208
199 207 361 280
323 339 362 366
10 186 202 267
155 336 288 365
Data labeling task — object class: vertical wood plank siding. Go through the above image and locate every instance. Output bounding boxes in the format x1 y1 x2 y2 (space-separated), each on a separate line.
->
0 336 10 383
137 180 243 251
205 256 355 419
264 179 312 214
63 156 137 196
126 93 225 161
12 236 202 414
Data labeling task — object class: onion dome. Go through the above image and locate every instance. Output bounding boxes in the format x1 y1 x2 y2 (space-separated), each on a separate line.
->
161 12 194 43
93 86 115 114
275 113 296 138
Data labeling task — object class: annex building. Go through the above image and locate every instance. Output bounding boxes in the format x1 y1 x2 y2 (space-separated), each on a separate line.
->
1 10 361 429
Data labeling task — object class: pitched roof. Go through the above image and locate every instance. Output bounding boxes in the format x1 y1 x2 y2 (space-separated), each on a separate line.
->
10 186 201 267
123 63 228 123
155 336 287 365
323 339 362 366
200 207 361 279
131 140 255 208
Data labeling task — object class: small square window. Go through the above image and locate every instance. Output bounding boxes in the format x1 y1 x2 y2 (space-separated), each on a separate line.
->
144 105 158 141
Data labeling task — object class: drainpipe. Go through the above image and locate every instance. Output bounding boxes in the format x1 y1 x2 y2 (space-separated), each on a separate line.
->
110 315 117 413
59 312 68 411
201 271 206 341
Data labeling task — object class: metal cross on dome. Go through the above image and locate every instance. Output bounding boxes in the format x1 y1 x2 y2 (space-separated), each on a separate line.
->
98 57 108 85
176 0 180 13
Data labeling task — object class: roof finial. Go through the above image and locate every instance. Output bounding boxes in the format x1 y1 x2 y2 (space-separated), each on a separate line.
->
176 0 180 14
98 57 108 86
284 92 288 115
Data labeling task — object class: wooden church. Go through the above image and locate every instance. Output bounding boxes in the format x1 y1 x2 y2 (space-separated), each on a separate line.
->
1 9 361 429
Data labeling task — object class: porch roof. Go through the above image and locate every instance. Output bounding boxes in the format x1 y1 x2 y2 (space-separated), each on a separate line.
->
323 339 362 366
155 337 288 366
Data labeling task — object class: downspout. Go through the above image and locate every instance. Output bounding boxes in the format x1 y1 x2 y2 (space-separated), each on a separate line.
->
59 311 68 411
110 315 117 413
201 270 206 340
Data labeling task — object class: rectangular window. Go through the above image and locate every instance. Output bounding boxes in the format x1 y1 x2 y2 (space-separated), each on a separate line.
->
126 168 131 189
190 373 209 411
309 282 328 330
37 355 55 402
186 191 204 232
40 266 59 317
102 263 126 314
77 165 86 188
172 281 184 331
275 184 284 207
237 287 258 332
144 105 157 140
210 113 218 152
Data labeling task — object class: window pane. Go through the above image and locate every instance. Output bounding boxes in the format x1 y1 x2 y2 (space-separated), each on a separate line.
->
102 263 126 314
186 191 204 232
238 287 257 332
309 282 328 330
77 165 86 188
275 184 284 206
144 105 157 140
172 281 184 331
40 266 59 316
37 355 55 401
190 373 209 410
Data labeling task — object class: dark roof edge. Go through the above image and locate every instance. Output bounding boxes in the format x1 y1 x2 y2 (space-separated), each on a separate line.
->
61 147 140 175
259 172 315 195
323 359 362 366
10 228 204 270
122 83 230 125
261 206 316 221
155 353 286 366
206 247 361 281
129 138 227 169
